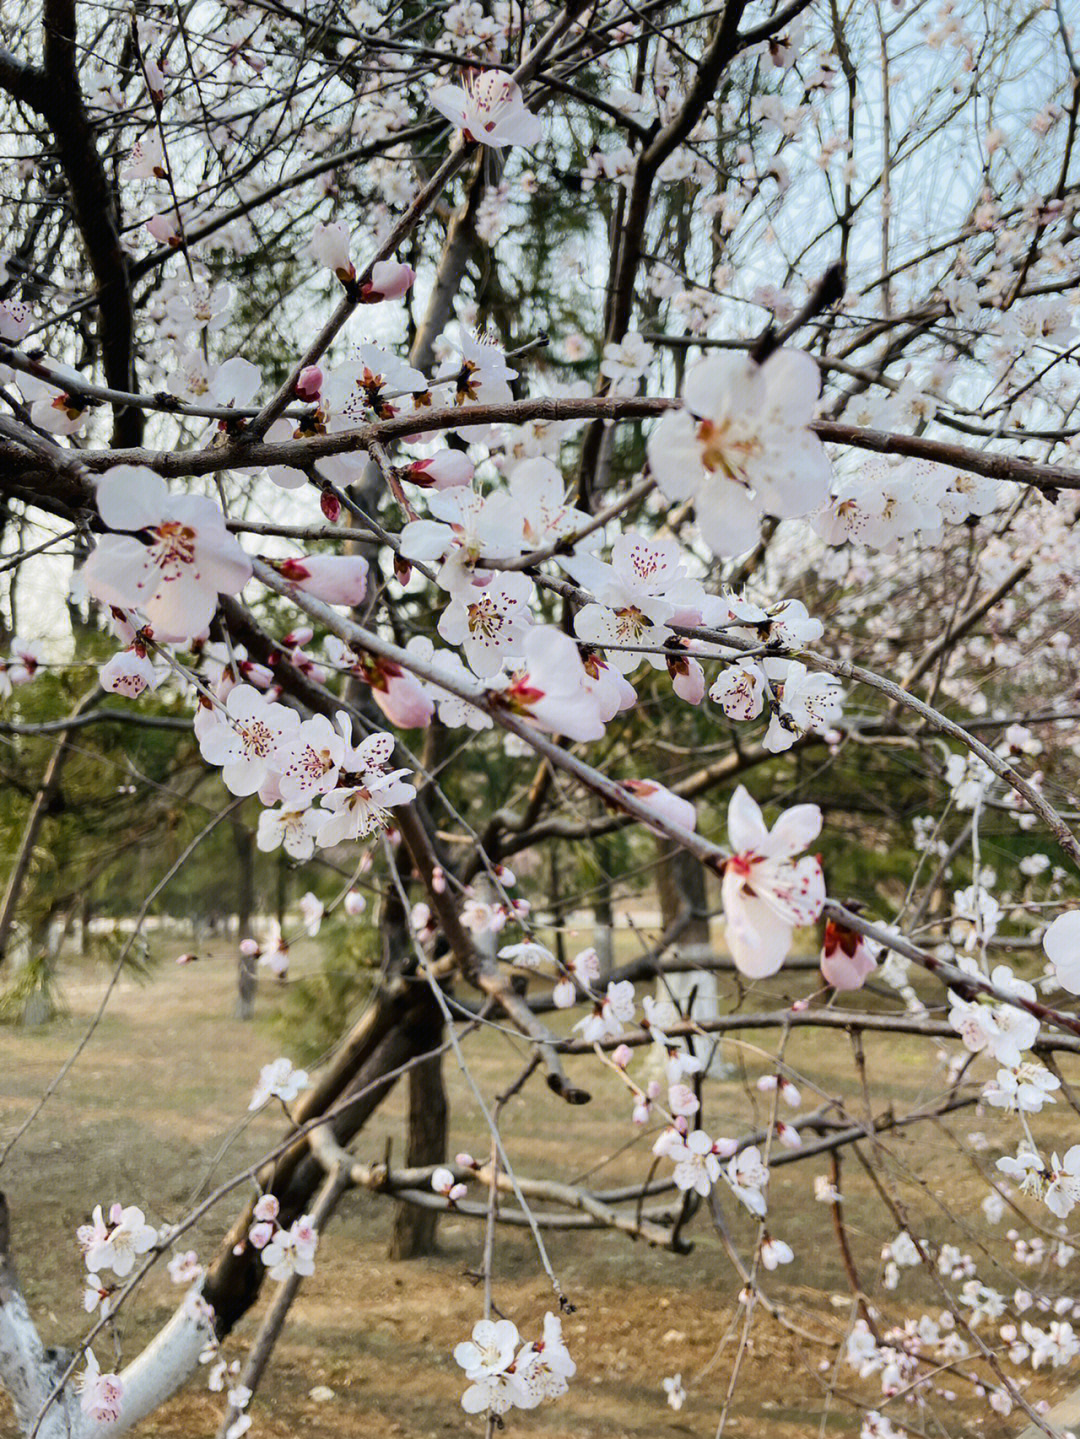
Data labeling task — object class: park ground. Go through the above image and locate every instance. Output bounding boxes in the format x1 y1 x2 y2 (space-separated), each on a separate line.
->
1 933 1077 1439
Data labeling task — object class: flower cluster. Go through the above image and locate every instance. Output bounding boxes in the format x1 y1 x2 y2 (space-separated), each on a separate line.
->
243 1195 319 1282
453 1313 574 1414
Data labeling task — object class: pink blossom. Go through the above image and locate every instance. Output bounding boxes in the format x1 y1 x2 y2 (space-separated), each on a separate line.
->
100 646 159 698
79 1352 123 1424
429 70 543 149
361 260 416 302
820 918 878 991
296 365 323 401
80 466 252 643
309 220 354 281
502 626 605 742
0 299 32 343
669 654 705 704
363 656 435 729
407 452 476 490
277 554 369 607
722 785 825 978
619 778 696 838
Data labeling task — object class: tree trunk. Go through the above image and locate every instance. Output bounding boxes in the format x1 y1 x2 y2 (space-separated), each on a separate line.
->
389 1053 448 1258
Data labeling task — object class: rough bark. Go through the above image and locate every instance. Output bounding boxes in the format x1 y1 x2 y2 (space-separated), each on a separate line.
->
388 1053 448 1258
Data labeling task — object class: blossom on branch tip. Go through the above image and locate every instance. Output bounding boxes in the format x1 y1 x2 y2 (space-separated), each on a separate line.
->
429 70 543 149
406 451 476 490
197 684 300 796
100 644 161 699
80 466 252 643
721 785 825 978
250 1057 309 1109
79 1352 123 1424
308 220 355 282
437 571 534 678
820 918 878 991
646 349 831 557
361 259 416 302
274 554 369 608
619 778 696 837
256 804 328 861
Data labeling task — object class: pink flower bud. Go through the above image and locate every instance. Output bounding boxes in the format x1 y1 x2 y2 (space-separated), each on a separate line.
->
820 919 878 991
620 778 696 838
612 1043 633 1069
344 889 367 917
175 952 198 965
776 1121 802 1150
455 1152 477 1169
448 1182 467 1202
253 1194 279 1222
146 210 181 245
239 938 261 957
371 669 433 729
237 660 274 689
248 1222 274 1249
361 260 416 302
671 658 705 705
407 451 475 490
296 365 323 402
432 865 447 894
320 490 342 523
278 554 369 607
283 627 314 649
309 221 354 282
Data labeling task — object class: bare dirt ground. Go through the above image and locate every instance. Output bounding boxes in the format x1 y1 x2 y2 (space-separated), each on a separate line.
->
0 939 1076 1438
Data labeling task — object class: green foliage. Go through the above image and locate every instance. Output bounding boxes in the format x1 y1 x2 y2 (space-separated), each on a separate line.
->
272 916 381 1065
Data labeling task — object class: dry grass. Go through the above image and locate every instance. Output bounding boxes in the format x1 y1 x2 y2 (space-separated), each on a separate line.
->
0 936 1076 1438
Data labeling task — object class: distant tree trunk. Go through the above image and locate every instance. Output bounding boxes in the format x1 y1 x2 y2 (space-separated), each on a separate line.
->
548 844 567 970
593 839 615 982
232 817 256 1020
79 892 92 957
389 1053 448 1258
387 861 448 1260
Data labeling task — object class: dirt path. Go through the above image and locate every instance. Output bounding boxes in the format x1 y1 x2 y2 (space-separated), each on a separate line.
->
0 944 1065 1436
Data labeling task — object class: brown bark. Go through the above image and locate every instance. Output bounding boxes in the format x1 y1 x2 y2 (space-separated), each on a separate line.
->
202 976 445 1336
389 1054 448 1258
